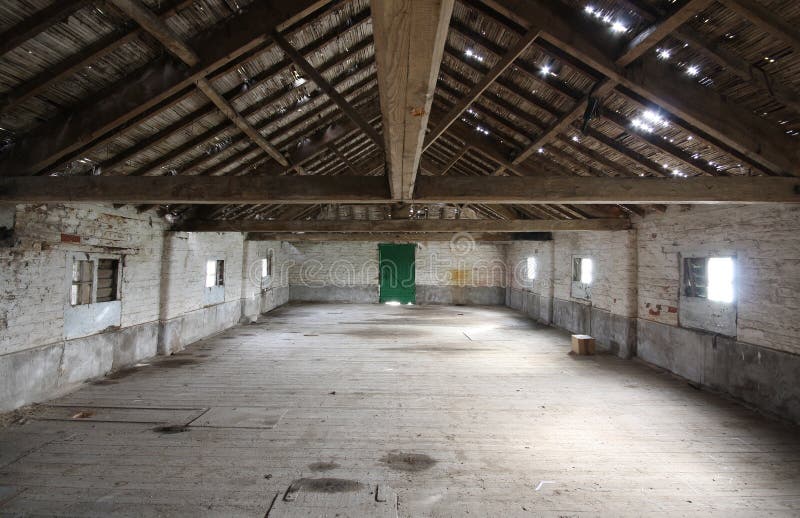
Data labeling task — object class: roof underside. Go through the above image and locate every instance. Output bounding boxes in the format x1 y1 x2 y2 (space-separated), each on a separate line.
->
0 0 798 228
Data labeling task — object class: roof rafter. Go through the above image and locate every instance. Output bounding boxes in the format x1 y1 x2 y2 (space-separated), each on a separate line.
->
0 0 324 177
271 28 384 150
109 0 290 166
500 0 713 174
423 27 540 151
0 0 92 56
479 0 799 176
101 17 373 174
0 0 199 115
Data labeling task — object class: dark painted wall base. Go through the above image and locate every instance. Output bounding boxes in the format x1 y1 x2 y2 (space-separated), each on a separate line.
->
159 300 243 355
289 285 379 304
0 321 159 412
507 289 637 359
638 319 800 423
506 287 800 424
416 285 505 306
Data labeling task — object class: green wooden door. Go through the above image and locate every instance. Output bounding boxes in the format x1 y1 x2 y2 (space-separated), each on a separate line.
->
379 243 416 304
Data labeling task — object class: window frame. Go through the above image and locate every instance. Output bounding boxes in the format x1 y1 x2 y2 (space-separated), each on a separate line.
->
64 253 124 340
96 258 121 303
206 259 225 288
68 255 122 306
204 257 226 306
526 256 537 281
260 250 274 290
681 255 735 303
570 255 593 301
678 252 737 337
70 259 94 306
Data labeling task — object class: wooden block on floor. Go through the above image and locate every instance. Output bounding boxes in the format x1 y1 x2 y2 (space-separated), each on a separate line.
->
571 334 596 355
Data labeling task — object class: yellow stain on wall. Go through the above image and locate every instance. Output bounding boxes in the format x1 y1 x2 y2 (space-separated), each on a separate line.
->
450 269 472 285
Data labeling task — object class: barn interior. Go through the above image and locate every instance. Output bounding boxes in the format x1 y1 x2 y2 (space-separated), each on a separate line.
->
0 0 799 515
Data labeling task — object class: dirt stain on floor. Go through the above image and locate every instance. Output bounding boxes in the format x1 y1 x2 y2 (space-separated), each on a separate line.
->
90 379 119 386
105 367 140 380
152 425 190 434
308 461 339 472
291 478 362 493
380 452 437 472
380 345 490 354
154 358 199 368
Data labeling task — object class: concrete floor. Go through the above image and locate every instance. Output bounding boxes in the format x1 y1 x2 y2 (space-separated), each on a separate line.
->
1 303 799 517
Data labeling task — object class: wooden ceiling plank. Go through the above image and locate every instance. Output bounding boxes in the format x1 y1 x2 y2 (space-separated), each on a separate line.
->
101 27 373 174
423 27 540 151
0 0 198 115
247 232 528 242
504 0 712 172
0 0 322 177
271 29 383 151
110 0 290 166
0 0 93 56
0 176 391 204
577 124 669 177
673 29 800 114
554 134 639 178
718 0 800 55
480 0 799 176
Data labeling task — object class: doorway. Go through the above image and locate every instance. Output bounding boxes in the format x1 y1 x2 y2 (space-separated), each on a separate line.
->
379 243 416 304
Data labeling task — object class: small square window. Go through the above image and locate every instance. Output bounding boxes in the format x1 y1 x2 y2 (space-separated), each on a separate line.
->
573 257 593 284
71 260 94 306
684 256 734 303
206 259 224 288
526 257 537 280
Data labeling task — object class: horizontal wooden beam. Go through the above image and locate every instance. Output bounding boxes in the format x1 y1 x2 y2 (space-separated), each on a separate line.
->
414 176 800 204
246 232 549 242
1 176 796 205
0 176 390 204
185 218 631 232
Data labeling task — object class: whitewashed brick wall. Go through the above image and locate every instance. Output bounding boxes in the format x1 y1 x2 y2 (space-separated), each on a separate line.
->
553 231 638 317
0 204 165 356
636 204 800 354
416 241 506 287
505 241 554 296
286 242 379 287
286 241 507 288
241 240 289 301
159 231 245 320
